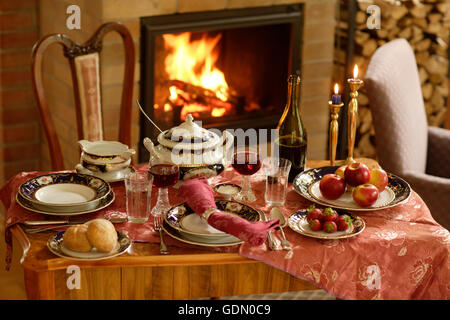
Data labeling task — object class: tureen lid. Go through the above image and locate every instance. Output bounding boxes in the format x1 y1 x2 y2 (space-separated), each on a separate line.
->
157 114 220 150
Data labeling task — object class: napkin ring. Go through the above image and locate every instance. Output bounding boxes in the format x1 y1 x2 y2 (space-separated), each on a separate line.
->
202 208 218 222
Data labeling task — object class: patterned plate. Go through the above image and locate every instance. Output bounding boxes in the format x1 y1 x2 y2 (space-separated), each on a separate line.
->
162 221 242 247
76 164 135 182
16 190 115 216
293 166 411 211
165 200 260 238
47 230 131 261
288 209 365 240
19 173 111 212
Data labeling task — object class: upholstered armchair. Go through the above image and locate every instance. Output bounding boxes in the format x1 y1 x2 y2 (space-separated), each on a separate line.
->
365 39 450 230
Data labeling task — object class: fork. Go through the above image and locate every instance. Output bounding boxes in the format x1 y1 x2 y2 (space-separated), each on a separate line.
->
154 215 170 255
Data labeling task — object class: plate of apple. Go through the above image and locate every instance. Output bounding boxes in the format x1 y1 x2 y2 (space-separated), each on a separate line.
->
293 163 411 211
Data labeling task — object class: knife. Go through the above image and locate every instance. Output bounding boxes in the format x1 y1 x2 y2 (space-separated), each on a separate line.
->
23 220 87 226
259 210 277 250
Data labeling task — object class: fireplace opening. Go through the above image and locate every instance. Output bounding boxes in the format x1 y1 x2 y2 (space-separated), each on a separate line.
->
140 5 303 161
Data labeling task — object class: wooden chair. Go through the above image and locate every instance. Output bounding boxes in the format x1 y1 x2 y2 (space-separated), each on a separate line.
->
31 22 135 171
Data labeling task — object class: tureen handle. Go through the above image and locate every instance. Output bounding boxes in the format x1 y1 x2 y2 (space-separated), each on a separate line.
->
119 149 136 160
78 140 91 152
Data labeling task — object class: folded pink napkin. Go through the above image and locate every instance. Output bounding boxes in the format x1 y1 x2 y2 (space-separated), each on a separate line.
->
178 178 279 246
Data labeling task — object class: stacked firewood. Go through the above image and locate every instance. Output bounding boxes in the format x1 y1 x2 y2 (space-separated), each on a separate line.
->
334 0 450 158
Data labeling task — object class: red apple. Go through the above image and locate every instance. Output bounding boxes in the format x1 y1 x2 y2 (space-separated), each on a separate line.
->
369 168 388 192
352 183 379 207
319 174 346 200
344 162 371 187
335 165 347 179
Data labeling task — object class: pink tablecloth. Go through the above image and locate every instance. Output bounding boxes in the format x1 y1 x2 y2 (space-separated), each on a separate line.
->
1 165 449 300
0 167 238 270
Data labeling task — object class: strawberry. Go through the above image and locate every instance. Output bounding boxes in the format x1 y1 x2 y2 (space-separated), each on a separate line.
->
306 205 324 222
309 218 322 231
323 207 338 222
336 214 353 231
323 221 337 233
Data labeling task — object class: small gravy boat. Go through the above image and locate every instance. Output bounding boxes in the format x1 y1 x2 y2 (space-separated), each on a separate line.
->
78 140 135 173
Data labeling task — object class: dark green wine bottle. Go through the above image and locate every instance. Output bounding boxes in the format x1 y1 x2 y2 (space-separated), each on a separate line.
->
275 74 307 182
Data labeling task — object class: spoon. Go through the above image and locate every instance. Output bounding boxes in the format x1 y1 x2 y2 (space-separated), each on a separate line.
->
269 207 291 251
137 99 163 133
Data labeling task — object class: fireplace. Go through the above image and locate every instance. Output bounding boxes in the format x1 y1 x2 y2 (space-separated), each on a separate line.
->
139 4 304 161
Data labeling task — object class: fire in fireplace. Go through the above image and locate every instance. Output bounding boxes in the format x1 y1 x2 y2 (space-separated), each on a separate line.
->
156 31 238 122
140 5 303 161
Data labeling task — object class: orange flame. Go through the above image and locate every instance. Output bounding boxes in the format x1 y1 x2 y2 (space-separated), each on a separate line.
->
169 86 178 101
211 108 226 117
163 32 230 109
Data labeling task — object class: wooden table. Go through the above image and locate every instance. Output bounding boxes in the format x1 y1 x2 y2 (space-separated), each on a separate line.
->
11 159 379 300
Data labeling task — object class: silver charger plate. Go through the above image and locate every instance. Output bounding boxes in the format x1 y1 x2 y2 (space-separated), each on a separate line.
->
16 190 115 216
162 221 242 247
293 166 411 211
47 230 131 261
19 173 111 212
165 200 260 238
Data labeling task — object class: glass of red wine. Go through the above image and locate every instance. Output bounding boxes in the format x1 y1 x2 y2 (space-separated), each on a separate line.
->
149 163 180 230
231 151 261 203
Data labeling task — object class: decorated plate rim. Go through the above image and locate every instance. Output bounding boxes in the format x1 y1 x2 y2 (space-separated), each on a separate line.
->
16 190 115 216
288 209 366 240
76 165 135 182
47 230 130 261
162 221 242 247
293 166 411 211
164 200 260 238
19 173 111 207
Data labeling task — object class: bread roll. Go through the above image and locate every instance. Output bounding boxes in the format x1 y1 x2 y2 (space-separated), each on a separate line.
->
86 219 118 253
63 224 92 252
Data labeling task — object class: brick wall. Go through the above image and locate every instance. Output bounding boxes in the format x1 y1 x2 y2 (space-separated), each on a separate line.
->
0 0 336 183
0 0 40 183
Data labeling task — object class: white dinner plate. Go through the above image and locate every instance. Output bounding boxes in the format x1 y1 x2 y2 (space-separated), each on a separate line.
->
16 190 115 216
34 183 97 205
19 173 111 212
309 181 395 210
162 221 241 247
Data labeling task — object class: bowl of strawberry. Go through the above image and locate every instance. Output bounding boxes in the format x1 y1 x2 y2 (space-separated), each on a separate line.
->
288 205 366 239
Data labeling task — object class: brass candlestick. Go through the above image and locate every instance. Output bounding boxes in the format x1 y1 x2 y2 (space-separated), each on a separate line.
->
328 100 344 166
345 78 364 164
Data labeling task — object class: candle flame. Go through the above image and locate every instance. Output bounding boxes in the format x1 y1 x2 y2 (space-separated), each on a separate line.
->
334 83 339 94
353 65 359 79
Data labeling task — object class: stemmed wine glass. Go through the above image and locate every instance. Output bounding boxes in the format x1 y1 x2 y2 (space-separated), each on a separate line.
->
231 151 261 203
149 163 180 230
